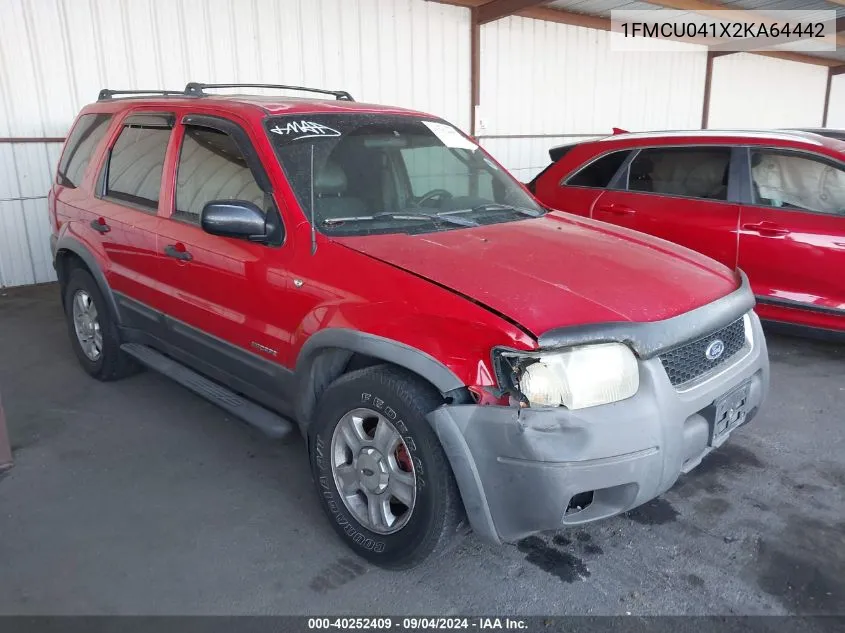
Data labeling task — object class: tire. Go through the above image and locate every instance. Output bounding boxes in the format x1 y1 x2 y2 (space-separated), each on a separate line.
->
63 268 137 381
309 364 464 569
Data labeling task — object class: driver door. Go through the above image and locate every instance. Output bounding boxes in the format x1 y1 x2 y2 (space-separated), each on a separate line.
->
153 113 298 409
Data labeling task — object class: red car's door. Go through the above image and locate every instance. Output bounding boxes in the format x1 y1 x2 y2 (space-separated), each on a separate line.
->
88 112 174 311
588 145 741 269
738 147 845 330
151 113 298 411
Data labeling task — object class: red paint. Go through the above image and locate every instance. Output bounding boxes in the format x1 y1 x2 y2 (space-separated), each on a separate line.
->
50 97 749 393
533 131 845 334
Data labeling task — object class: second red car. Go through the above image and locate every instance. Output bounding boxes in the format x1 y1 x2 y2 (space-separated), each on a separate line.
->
530 130 845 337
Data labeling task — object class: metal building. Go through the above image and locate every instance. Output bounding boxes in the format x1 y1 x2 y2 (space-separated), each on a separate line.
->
1 0 843 288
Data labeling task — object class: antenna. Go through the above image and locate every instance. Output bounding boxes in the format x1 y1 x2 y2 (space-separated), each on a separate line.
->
310 145 317 255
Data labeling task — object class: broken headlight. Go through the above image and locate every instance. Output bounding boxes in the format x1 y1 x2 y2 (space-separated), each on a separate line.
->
494 343 639 410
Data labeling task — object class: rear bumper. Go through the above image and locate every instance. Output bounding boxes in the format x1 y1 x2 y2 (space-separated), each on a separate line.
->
427 312 769 544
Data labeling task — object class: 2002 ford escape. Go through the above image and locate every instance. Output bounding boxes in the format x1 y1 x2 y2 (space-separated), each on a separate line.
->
49 83 770 568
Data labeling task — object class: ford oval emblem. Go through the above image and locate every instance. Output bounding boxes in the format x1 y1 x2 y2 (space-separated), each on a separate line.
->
705 339 725 361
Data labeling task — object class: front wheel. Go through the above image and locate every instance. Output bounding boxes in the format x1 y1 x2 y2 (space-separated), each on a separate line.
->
309 365 464 569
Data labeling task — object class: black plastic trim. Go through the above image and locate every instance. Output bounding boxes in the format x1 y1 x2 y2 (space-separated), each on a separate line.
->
53 234 121 322
114 292 296 405
122 113 176 128
756 295 845 317
296 328 465 395
121 343 294 439
535 270 755 359
760 319 845 342
181 114 272 193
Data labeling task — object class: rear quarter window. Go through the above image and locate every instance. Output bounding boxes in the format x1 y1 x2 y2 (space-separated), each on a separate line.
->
565 150 632 188
56 113 113 188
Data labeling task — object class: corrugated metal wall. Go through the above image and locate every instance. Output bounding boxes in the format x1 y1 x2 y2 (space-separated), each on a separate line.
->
0 0 471 288
477 16 708 182
708 53 828 130
1 1 837 288
828 74 845 129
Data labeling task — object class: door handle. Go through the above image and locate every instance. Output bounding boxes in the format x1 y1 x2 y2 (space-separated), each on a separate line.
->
164 243 193 261
596 203 636 216
742 222 789 237
90 218 110 233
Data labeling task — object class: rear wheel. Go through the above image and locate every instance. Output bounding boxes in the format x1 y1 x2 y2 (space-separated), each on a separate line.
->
63 268 136 381
309 364 464 569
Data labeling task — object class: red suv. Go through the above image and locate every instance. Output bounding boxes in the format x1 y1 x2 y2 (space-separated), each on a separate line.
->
529 130 845 337
49 84 769 568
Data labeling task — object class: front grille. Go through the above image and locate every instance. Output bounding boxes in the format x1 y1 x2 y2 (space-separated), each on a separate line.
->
659 317 747 387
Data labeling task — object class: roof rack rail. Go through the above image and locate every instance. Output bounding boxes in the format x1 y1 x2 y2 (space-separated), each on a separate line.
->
98 88 187 101
183 82 355 101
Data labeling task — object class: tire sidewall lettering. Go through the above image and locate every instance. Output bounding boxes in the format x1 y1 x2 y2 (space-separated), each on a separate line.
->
310 388 431 556
360 392 426 489
315 434 386 554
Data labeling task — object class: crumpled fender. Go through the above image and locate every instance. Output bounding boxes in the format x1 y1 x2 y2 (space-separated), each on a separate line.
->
293 301 533 392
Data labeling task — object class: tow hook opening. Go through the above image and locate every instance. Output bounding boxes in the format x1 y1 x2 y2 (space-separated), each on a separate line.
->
565 491 595 515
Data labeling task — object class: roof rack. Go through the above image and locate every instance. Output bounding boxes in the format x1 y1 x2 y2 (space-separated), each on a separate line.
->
183 82 355 101
97 83 355 103
97 89 187 101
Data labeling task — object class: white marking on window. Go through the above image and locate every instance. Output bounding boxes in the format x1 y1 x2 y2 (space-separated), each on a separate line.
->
269 120 341 141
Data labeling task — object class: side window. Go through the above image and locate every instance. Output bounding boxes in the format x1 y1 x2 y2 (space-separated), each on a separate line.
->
175 125 264 224
399 146 495 201
105 117 173 211
627 147 731 201
57 113 113 188
565 150 631 188
750 149 845 216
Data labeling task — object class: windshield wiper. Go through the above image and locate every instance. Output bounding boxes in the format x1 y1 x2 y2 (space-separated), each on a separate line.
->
321 211 478 228
436 203 543 218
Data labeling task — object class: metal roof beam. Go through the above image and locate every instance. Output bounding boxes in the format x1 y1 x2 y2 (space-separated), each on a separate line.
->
426 0 844 66
476 0 549 25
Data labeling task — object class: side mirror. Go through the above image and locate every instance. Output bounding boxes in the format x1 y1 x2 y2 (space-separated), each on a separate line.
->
201 200 268 242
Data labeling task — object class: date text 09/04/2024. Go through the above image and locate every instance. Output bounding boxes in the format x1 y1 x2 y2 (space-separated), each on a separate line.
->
307 618 528 630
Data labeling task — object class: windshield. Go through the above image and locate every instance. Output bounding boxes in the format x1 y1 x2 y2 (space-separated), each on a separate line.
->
264 114 544 236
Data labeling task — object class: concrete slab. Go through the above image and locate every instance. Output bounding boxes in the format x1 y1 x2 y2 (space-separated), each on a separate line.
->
0 283 843 616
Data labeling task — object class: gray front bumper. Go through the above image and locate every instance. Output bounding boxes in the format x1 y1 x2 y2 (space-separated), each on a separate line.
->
427 312 769 544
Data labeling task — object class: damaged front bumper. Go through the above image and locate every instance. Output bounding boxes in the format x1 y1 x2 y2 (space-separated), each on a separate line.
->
426 311 769 544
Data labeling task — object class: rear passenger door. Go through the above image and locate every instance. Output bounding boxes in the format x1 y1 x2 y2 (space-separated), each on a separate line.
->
590 146 741 268
152 114 296 411
90 112 174 311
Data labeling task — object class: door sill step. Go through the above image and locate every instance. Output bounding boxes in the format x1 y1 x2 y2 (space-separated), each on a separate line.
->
121 343 294 439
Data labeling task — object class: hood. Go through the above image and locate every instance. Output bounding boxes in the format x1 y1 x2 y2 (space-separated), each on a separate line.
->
333 212 739 338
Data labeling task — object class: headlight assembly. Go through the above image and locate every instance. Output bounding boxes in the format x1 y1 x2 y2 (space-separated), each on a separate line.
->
494 343 639 410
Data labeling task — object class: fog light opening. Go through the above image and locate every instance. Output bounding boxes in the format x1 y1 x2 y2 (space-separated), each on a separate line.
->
565 491 595 515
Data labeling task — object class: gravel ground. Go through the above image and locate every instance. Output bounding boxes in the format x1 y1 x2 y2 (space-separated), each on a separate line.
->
0 283 842 616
